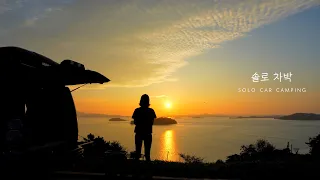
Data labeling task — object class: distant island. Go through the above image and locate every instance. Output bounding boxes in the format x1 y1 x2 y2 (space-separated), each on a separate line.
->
192 116 202 119
276 113 320 120
231 115 282 119
130 117 177 125
77 112 122 118
109 118 127 121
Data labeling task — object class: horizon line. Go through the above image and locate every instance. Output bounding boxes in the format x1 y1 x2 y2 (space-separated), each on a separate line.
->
76 111 320 117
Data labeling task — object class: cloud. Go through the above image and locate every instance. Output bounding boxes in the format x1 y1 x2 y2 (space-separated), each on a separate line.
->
150 95 168 98
136 0 318 65
0 0 72 28
1 0 319 88
0 1 11 14
24 16 39 26
24 7 62 27
0 0 26 14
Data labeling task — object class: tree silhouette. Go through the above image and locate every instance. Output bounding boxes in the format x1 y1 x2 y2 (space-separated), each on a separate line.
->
306 133 320 158
179 153 204 164
81 133 127 158
226 139 293 163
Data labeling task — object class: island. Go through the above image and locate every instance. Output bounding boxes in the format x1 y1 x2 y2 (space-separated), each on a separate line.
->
109 118 127 121
276 113 320 120
130 117 177 125
192 116 202 119
231 115 282 119
77 112 121 118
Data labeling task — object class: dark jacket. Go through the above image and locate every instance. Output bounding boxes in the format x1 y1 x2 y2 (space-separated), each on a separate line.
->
132 107 156 134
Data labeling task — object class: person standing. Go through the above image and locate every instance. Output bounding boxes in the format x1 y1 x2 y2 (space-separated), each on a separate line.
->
132 94 156 161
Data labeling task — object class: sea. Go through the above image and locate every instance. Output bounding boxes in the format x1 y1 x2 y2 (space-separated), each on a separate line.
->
78 117 320 162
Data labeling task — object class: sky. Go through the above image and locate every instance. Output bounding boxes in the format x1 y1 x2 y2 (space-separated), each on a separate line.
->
1 0 320 116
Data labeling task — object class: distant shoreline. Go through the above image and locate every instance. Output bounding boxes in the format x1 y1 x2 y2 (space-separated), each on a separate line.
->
77 112 320 121
230 116 282 119
275 113 320 121
109 118 127 121
130 117 177 125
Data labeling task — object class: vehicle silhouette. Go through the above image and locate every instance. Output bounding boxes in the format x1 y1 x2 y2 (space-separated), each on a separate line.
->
0 46 110 177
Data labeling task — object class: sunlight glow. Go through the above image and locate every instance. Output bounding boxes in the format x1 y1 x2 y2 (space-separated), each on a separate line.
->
165 102 172 109
160 130 178 161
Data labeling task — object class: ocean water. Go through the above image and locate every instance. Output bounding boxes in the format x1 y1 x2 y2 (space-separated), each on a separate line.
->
78 117 320 162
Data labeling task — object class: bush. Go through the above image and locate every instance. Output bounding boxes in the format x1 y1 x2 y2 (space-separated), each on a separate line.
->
306 133 320 157
179 153 204 164
227 139 293 163
81 133 127 158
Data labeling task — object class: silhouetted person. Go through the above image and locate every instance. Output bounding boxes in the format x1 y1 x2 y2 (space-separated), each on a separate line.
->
132 94 156 161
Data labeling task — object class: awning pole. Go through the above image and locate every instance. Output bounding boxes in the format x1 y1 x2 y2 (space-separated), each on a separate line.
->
70 83 87 92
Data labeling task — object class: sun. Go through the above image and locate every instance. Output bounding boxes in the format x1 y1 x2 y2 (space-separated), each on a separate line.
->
165 102 172 109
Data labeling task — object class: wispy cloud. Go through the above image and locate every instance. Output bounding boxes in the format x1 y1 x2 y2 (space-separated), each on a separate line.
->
0 0 25 14
1 0 319 88
0 1 11 14
24 7 62 26
150 95 168 98
0 0 72 28
136 0 318 76
99 0 319 88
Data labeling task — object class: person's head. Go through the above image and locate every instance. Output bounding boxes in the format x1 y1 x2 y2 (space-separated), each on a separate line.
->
139 94 150 107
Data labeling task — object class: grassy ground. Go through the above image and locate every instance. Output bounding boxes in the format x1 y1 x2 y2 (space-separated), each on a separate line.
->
63 134 320 179
63 157 320 180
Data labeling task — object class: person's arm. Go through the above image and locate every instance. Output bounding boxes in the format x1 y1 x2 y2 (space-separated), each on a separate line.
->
151 109 157 125
132 109 139 125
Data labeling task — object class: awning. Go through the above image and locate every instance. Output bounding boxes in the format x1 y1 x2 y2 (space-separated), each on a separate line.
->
0 46 110 86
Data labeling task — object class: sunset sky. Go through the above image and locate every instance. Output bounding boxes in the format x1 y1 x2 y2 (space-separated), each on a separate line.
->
1 0 320 116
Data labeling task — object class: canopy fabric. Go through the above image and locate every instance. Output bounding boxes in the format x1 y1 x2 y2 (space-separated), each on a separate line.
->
0 46 59 68
62 69 110 85
0 46 110 86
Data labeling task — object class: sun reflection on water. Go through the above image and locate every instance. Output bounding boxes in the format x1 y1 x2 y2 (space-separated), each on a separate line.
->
160 130 179 161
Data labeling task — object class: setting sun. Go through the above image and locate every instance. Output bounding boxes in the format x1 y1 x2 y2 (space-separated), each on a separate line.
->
165 102 172 109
